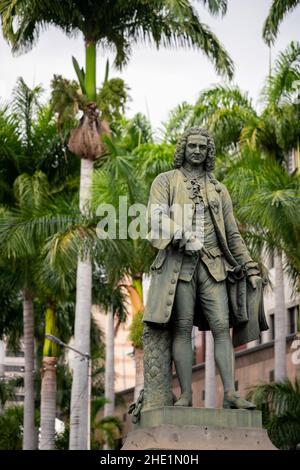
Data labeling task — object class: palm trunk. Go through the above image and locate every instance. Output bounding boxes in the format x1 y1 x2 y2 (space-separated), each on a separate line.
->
85 41 96 101
69 40 96 450
69 160 93 451
274 250 287 381
40 356 57 449
205 331 216 408
104 304 115 417
22 289 36 450
40 306 58 450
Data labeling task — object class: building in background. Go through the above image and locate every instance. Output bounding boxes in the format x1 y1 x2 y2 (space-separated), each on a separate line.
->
0 339 25 405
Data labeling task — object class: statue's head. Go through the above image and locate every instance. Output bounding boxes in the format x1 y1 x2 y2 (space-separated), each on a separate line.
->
173 127 215 172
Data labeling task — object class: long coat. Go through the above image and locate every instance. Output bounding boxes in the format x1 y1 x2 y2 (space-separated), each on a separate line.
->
144 169 268 347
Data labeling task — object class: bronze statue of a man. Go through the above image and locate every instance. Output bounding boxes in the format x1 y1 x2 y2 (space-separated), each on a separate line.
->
143 127 268 410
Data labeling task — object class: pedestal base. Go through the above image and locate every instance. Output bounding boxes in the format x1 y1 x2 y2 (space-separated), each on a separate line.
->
122 407 276 450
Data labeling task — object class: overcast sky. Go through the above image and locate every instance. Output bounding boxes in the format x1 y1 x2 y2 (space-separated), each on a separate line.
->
1 0 299 132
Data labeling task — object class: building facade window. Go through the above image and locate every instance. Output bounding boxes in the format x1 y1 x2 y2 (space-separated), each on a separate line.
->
287 305 299 335
5 350 24 358
4 365 24 372
269 314 275 340
14 395 25 402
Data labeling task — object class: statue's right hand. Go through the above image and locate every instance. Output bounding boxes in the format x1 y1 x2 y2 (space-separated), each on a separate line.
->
185 236 203 252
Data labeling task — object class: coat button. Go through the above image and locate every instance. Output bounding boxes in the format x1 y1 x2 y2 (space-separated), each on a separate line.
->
174 269 179 273
167 300 172 306
171 279 176 284
169 290 174 295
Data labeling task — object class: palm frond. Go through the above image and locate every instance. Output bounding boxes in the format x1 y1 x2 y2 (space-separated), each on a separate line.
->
11 77 43 149
263 0 300 45
247 380 300 449
199 0 227 16
0 0 233 78
262 41 300 107
161 102 194 144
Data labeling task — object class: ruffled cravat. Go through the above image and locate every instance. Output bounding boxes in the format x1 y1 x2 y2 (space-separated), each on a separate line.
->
189 178 203 204
180 167 205 206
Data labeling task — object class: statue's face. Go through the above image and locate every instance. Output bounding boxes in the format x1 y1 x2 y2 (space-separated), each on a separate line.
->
184 134 208 166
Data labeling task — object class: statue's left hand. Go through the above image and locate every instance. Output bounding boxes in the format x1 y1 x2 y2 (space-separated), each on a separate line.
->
248 275 261 289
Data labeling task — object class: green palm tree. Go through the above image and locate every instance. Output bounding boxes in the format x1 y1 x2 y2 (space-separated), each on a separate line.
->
263 0 300 45
0 77 104 449
37 270 75 450
0 168 84 451
242 41 300 163
0 1 234 448
0 106 23 206
0 175 43 450
247 380 300 449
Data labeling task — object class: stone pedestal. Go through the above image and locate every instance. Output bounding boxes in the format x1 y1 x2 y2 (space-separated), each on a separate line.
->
122 407 276 450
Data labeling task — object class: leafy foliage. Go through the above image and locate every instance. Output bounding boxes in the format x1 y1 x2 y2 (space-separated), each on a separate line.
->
97 78 129 123
129 310 144 349
247 380 300 449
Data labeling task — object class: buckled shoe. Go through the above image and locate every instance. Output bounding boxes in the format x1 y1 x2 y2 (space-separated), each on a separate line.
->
174 392 193 407
223 391 256 410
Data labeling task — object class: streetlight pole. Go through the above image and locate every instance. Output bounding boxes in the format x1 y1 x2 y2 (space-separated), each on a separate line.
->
45 334 91 450
104 302 115 418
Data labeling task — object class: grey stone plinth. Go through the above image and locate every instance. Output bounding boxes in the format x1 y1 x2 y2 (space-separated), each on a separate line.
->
134 406 262 430
122 407 277 450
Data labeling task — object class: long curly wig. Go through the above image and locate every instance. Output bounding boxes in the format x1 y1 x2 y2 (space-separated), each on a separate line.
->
173 127 215 172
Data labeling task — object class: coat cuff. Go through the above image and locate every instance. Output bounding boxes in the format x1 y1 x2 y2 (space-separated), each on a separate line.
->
244 261 260 277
